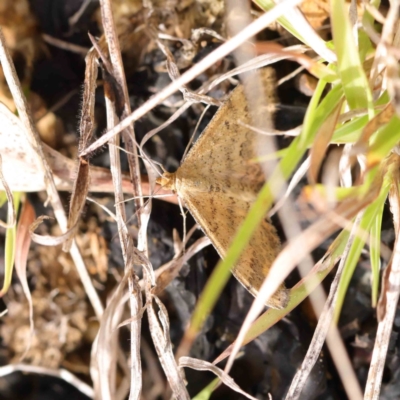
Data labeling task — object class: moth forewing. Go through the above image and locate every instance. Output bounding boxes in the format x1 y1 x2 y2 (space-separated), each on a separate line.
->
157 68 288 309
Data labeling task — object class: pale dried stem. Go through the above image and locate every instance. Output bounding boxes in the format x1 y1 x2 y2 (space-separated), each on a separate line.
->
117 235 211 330
42 33 89 54
98 1 144 399
285 212 365 400
69 242 104 318
0 27 103 318
369 0 399 87
91 268 134 400
364 176 400 399
0 364 94 398
146 293 190 400
99 0 145 228
180 357 258 400
206 44 308 92
222 0 285 374
132 242 188 398
140 339 166 400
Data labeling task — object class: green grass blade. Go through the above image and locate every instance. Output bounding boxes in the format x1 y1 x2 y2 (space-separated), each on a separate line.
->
370 196 385 307
299 82 344 149
192 378 220 400
367 115 400 167
333 115 369 143
334 184 390 320
0 191 7 208
1 192 21 296
330 0 373 111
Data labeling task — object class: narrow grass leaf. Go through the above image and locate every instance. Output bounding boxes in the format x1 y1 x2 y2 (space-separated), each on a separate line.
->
0 191 20 296
367 115 400 168
335 183 390 320
62 158 90 252
330 0 373 111
370 195 386 307
299 82 343 149
332 115 369 143
192 378 219 400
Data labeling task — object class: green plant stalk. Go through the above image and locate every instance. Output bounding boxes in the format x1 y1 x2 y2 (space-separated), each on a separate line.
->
330 0 373 112
192 378 220 400
368 115 400 163
300 83 344 149
1 192 21 296
334 181 390 320
370 197 385 307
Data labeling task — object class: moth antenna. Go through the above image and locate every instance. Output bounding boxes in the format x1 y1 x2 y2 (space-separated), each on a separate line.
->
182 104 211 162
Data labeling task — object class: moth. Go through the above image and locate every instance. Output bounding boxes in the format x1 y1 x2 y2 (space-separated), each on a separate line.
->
157 68 289 309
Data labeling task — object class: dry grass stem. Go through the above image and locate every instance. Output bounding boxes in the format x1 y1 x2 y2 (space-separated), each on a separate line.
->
0 363 94 398
42 33 89 55
180 356 259 400
13 198 35 359
285 212 365 400
364 163 400 399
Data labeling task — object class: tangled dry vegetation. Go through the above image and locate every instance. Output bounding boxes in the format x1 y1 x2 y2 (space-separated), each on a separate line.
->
1 0 400 400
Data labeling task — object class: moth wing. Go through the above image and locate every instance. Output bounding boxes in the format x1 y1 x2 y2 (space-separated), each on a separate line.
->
179 187 288 309
180 68 277 195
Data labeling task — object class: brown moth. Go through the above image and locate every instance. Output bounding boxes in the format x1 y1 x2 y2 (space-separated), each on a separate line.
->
157 68 289 309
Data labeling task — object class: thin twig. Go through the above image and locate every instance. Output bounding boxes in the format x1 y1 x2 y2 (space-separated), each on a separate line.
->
42 33 89 55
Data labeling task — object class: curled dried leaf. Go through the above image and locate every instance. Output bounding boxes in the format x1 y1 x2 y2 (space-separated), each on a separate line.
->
180 356 258 400
29 215 77 246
